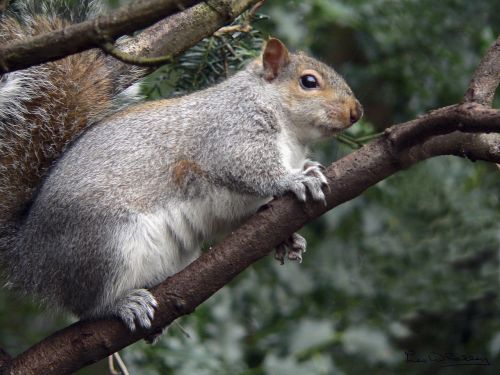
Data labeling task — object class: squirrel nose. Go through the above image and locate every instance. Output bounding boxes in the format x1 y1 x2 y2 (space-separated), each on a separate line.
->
349 99 363 125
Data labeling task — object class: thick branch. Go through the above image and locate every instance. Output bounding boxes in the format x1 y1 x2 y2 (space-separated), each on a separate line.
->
7 104 500 375
0 0 201 73
464 35 500 106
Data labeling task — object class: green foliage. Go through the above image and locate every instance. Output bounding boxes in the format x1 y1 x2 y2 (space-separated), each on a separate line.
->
142 21 265 99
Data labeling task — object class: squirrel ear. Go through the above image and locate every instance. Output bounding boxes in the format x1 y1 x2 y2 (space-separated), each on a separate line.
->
262 38 290 81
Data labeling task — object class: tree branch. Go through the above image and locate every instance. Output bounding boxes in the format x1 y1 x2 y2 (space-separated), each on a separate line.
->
464 35 500 106
0 0 201 74
385 103 500 153
110 0 263 90
402 132 500 165
100 41 174 67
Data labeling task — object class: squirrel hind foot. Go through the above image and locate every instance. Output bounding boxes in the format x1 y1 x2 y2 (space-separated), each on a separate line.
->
275 233 307 264
110 289 158 331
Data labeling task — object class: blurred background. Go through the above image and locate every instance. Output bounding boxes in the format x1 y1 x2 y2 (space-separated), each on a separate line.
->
1 0 500 374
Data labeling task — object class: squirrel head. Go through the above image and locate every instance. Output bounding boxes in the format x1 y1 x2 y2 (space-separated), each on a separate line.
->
255 38 363 142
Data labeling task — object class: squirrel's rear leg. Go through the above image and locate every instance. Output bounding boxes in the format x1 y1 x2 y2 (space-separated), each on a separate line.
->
110 289 158 331
275 233 307 264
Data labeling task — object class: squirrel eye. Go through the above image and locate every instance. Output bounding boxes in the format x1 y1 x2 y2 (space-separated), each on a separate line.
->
300 74 320 89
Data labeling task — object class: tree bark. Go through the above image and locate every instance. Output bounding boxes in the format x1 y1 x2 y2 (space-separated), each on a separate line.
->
0 0 264 74
113 0 263 90
0 0 262 92
464 35 500 106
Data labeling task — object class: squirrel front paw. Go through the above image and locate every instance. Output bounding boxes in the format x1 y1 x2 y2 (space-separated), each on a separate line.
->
286 161 328 204
302 159 326 172
112 289 158 331
275 233 307 265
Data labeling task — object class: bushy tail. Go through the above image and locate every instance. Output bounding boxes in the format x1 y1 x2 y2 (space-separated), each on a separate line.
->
0 1 140 227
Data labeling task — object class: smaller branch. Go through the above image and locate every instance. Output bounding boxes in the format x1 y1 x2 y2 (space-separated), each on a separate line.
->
247 0 267 18
108 353 129 375
101 42 172 67
214 0 265 36
107 356 118 375
464 35 500 106
385 103 500 151
354 131 385 143
402 132 500 165
214 23 252 35
335 133 363 149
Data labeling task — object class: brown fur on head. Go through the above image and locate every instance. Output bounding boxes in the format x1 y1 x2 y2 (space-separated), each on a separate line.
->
259 38 362 142
0 14 115 224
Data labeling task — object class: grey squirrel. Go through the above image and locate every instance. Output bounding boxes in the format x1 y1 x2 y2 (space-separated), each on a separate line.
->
0 1 362 331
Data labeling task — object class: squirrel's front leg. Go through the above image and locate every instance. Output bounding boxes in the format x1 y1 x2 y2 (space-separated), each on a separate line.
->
279 159 328 204
274 159 328 264
215 137 328 263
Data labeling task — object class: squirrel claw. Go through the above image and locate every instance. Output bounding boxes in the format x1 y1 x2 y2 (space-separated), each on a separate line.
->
286 160 329 203
145 327 165 344
303 159 326 171
287 249 303 263
274 233 307 264
275 245 286 265
112 289 158 331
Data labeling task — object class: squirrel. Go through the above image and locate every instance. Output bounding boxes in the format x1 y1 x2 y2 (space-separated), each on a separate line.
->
0 1 362 331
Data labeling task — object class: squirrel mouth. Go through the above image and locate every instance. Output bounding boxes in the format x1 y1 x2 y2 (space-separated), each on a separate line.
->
314 122 344 137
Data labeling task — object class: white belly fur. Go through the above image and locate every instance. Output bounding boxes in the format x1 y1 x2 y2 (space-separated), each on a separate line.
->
114 188 269 297
277 128 307 171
